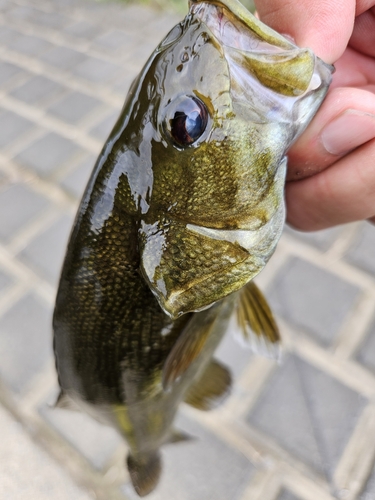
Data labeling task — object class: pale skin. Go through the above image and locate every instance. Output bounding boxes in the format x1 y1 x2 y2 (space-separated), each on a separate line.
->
254 0 375 230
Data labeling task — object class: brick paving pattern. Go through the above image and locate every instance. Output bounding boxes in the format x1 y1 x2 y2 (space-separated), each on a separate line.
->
0 0 375 499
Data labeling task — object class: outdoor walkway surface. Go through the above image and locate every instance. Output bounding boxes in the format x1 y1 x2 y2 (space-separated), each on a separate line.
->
1 0 375 499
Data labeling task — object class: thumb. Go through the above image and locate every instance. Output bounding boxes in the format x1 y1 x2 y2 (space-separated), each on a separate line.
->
253 0 355 63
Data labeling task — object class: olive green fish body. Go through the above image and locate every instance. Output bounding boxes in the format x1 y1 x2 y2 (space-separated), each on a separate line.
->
54 0 333 496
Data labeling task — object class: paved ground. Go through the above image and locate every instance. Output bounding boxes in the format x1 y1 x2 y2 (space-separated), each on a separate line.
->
1 0 375 499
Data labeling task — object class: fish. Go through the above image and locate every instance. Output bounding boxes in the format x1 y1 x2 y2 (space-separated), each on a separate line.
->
53 0 333 496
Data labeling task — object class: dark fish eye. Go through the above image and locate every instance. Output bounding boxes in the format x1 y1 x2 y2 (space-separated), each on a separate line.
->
165 96 208 147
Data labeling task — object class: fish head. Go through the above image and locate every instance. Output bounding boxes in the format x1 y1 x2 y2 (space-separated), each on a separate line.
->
124 0 333 318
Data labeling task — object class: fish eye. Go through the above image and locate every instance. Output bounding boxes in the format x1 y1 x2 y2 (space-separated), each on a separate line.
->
164 96 208 148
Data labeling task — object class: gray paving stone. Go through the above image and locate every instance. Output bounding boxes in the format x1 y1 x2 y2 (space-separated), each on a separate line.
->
10 75 65 104
40 395 122 470
361 465 375 500
285 225 343 251
267 257 361 346
122 412 254 500
6 31 54 57
276 490 302 500
72 55 120 83
0 269 13 293
345 223 375 277
0 182 50 240
356 315 375 373
112 71 138 96
93 29 131 51
0 25 19 43
41 45 86 70
0 109 33 148
47 91 103 124
0 405 92 500
8 4 69 29
0 61 23 85
60 155 95 199
0 293 53 392
247 355 367 475
89 109 119 141
18 214 74 286
215 323 253 379
64 20 100 39
15 132 83 177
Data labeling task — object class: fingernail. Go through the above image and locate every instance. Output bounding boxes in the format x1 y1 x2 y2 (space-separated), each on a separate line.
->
321 109 375 155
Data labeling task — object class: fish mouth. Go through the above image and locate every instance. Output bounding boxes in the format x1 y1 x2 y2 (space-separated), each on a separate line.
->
189 0 295 54
190 0 333 137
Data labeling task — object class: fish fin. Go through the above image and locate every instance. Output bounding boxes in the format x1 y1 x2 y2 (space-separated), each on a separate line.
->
54 391 80 411
168 429 193 444
235 281 281 359
184 359 232 411
127 452 161 497
162 309 218 390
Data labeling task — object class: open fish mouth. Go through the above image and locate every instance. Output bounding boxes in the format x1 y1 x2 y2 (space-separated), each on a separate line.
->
189 0 295 54
189 0 333 125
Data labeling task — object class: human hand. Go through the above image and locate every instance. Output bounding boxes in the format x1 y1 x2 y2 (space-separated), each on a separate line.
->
254 0 375 230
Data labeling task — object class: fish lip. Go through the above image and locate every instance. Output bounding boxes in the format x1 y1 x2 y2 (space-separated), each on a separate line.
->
189 0 295 52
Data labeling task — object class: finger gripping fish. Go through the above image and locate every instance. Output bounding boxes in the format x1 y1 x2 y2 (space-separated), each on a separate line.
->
53 0 332 496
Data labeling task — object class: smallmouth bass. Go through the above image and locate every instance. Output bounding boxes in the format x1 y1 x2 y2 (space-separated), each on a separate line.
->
53 0 333 496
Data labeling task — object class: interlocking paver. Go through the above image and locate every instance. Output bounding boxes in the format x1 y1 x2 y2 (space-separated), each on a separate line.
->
6 31 54 56
0 182 50 240
0 61 24 85
63 19 100 39
10 74 65 104
41 45 87 70
18 214 74 286
40 398 123 470
0 405 93 500
361 465 375 500
267 257 361 346
248 355 367 475
89 109 119 141
47 91 103 124
15 132 83 177
0 268 13 292
60 154 95 199
0 109 33 148
276 490 302 500
0 293 52 392
346 223 375 277
356 315 375 373
72 55 121 83
122 412 255 500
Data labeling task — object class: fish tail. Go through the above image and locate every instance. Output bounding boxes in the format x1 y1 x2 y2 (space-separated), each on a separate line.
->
127 451 162 497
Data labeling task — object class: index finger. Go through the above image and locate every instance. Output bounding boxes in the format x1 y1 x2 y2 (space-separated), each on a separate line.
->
253 0 356 63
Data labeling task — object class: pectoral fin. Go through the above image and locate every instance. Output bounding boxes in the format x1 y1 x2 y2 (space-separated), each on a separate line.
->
236 281 280 358
127 452 161 497
162 307 219 390
168 429 193 444
162 299 234 390
185 360 232 411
